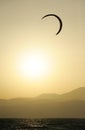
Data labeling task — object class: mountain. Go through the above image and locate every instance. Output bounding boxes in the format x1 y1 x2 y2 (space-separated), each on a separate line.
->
0 87 85 118
36 93 59 99
61 87 85 101
36 87 85 101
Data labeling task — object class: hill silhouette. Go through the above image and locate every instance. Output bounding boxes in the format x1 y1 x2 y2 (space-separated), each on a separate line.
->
0 87 85 118
37 87 85 101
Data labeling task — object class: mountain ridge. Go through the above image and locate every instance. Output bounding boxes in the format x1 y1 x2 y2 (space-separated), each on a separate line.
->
0 87 85 100
0 87 85 118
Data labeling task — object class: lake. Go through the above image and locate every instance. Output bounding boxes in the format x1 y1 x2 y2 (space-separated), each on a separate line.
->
0 118 85 130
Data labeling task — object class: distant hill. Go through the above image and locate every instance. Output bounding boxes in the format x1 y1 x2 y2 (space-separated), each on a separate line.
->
0 87 85 118
36 87 85 101
37 93 59 99
61 87 85 101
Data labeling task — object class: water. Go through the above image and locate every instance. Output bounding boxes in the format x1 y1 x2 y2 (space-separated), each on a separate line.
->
0 118 85 130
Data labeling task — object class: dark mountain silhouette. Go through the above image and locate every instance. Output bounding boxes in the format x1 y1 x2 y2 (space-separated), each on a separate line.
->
0 87 85 118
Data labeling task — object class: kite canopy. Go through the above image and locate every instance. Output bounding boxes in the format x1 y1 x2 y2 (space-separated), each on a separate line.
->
41 14 63 35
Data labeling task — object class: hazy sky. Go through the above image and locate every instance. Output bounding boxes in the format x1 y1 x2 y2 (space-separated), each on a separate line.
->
0 0 85 99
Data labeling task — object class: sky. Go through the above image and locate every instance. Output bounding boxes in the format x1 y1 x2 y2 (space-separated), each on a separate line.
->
0 0 85 99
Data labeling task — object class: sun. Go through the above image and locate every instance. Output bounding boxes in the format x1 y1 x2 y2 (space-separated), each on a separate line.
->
18 51 52 79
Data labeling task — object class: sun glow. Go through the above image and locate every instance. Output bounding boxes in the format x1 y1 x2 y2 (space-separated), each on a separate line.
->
18 51 52 79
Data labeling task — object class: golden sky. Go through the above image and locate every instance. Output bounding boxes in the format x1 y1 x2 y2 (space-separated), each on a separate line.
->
0 0 85 99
